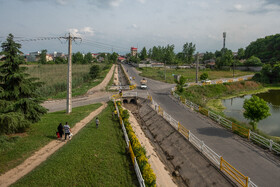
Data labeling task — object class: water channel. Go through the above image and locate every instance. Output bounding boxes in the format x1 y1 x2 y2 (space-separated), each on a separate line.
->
222 90 280 137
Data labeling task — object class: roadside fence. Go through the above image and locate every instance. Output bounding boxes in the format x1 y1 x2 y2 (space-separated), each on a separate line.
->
112 99 145 187
148 95 257 187
172 91 280 155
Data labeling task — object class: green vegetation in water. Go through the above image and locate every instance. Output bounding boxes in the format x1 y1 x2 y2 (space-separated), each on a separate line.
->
25 63 112 99
12 102 137 187
137 67 254 83
0 103 102 174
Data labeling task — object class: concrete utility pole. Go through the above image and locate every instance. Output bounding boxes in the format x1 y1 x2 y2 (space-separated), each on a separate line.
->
61 33 81 114
196 52 199 83
223 32 226 50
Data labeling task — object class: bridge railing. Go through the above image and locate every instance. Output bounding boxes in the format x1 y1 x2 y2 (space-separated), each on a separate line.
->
148 95 256 187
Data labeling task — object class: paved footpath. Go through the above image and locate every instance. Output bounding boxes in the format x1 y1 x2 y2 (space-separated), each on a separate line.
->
123 64 280 187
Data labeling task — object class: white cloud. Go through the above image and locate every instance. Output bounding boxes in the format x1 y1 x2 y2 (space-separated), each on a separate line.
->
69 27 94 37
80 27 94 36
132 24 138 29
109 0 123 7
234 4 243 11
137 0 146 4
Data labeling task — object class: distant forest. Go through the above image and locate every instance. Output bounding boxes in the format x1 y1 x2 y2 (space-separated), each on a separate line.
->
245 34 280 63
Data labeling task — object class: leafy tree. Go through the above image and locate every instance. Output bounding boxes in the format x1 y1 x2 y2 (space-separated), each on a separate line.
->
243 95 270 130
202 51 215 62
140 47 148 60
245 34 280 63
200 72 208 81
237 48 245 60
54 56 66 64
109 52 118 63
89 65 100 79
83 52 93 64
244 56 262 66
0 34 47 134
39 49 47 64
216 48 233 68
175 76 187 93
72 52 84 64
163 44 175 64
182 42 196 64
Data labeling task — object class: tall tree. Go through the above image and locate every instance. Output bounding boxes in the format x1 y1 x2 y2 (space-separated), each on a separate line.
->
140 47 148 60
39 49 47 64
0 34 47 134
72 52 84 64
237 48 245 60
83 52 93 64
182 42 196 64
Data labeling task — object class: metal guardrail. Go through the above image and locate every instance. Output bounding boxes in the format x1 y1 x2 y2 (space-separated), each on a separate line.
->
149 95 256 187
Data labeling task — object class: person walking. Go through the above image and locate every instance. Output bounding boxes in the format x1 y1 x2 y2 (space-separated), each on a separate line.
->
57 123 64 139
95 117 100 128
64 122 71 140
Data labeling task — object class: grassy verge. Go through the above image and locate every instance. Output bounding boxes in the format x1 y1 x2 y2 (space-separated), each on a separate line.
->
25 63 112 99
12 102 137 187
137 67 254 83
106 65 117 91
0 103 102 174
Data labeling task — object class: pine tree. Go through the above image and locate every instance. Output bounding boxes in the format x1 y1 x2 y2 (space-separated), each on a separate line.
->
0 34 47 134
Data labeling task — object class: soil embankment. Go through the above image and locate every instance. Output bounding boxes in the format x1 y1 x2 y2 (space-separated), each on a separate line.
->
125 100 234 187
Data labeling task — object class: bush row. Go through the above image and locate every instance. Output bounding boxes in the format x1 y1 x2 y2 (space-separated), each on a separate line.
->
116 101 156 187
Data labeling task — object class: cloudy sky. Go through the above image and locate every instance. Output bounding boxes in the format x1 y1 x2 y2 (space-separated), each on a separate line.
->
0 0 279 54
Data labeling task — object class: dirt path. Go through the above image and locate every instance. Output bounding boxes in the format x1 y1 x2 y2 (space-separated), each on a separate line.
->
0 103 107 187
125 108 177 187
86 64 115 95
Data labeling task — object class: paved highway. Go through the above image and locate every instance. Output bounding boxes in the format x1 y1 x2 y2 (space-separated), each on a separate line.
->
123 63 280 187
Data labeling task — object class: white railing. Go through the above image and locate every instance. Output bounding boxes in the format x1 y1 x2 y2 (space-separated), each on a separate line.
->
149 97 257 187
123 92 137 97
172 90 280 155
113 99 145 187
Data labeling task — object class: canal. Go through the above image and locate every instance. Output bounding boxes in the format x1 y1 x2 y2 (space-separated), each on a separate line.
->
222 90 280 137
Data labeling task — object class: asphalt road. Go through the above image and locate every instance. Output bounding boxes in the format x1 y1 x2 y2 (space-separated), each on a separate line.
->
123 64 280 187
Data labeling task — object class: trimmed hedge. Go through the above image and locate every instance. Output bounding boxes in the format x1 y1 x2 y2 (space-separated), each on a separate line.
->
116 101 156 187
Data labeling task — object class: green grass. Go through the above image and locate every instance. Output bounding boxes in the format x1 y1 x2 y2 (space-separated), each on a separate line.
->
106 65 117 92
24 63 112 99
180 81 262 107
0 103 102 174
137 67 254 83
12 102 137 187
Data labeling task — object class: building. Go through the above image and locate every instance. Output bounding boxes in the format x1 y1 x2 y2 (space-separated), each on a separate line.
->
27 51 41 62
131 47 137 57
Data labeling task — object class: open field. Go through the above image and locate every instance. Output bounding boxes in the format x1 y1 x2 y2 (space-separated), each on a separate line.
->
24 63 112 99
137 67 254 83
0 103 102 174
12 102 137 187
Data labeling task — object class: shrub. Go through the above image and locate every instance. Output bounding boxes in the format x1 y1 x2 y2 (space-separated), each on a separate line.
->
116 104 156 187
89 65 100 79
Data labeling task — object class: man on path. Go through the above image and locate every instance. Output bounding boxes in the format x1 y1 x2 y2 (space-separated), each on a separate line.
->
64 122 71 140
95 117 100 128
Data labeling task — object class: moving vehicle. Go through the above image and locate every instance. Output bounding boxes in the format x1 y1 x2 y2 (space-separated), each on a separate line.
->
140 78 147 89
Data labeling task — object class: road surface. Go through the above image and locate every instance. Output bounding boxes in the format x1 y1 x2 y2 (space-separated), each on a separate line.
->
123 64 280 187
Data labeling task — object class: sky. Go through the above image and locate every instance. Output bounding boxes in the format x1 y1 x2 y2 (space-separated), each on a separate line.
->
0 0 279 54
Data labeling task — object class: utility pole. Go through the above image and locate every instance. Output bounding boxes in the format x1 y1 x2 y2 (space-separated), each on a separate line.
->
196 52 199 83
60 33 81 114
